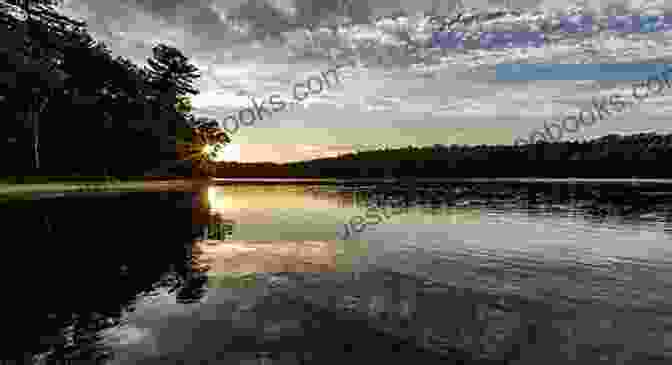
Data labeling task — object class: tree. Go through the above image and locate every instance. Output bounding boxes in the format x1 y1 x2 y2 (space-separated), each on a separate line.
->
1 0 85 172
175 95 192 114
146 44 200 100
146 44 201 142
1 0 218 179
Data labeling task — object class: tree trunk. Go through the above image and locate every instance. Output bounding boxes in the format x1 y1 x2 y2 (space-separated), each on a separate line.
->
31 93 49 172
23 96 40 172
102 112 112 179
33 106 39 170
23 0 40 172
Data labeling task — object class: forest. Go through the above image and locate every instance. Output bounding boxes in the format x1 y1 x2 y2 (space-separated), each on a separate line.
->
0 0 227 182
212 133 672 179
3 1 671 182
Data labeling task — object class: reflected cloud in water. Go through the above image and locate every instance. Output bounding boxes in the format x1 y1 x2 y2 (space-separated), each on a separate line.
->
7 182 672 364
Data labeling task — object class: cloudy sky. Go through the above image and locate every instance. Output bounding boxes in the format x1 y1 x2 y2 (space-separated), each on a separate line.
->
57 0 672 163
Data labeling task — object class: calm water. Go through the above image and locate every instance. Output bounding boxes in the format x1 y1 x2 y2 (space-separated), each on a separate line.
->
4 181 672 364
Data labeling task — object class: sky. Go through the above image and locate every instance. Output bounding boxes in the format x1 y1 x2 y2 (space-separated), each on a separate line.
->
56 0 672 163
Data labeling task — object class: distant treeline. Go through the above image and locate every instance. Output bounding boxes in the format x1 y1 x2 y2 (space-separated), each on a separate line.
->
0 0 224 180
213 133 672 179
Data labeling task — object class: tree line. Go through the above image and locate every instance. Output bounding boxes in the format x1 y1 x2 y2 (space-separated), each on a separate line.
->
0 0 228 181
4 1 670 181
212 133 672 179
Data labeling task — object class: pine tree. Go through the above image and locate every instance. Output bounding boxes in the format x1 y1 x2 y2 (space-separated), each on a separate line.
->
146 44 205 156
1 0 84 172
146 43 200 101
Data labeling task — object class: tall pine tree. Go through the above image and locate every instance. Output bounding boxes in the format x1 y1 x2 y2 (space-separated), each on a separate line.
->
1 0 85 172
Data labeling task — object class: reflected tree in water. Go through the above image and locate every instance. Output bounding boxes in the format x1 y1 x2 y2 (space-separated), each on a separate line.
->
167 241 211 304
1 192 226 363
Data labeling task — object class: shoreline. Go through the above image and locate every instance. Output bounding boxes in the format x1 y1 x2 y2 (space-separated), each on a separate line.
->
0 179 212 199
4 177 672 198
211 177 672 184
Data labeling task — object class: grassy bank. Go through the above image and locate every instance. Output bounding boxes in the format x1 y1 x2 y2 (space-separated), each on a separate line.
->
0 175 210 201
0 174 191 185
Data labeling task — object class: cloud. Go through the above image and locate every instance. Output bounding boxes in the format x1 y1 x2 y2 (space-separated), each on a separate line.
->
124 0 231 38
59 0 672 163
232 143 348 162
226 0 296 39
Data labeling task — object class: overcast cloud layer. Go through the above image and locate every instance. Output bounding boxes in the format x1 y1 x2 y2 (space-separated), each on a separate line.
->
59 0 672 162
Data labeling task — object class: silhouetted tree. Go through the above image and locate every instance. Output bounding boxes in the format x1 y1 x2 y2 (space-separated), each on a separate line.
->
0 1 228 179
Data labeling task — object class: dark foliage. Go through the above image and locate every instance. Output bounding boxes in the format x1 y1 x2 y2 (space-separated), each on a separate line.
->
0 0 225 179
1 191 222 363
211 133 672 179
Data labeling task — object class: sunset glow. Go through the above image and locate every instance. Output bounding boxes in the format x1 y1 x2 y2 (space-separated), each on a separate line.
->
206 143 241 162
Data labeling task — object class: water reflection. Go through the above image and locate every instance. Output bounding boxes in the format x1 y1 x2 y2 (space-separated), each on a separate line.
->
2 191 216 364
201 184 488 243
4 182 672 364
198 216 235 242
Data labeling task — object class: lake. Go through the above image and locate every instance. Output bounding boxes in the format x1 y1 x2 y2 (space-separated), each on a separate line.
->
3 180 672 364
